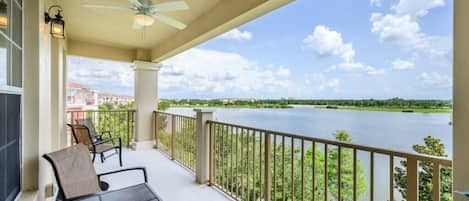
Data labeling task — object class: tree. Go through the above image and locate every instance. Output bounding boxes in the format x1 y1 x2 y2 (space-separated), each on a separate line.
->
394 136 452 201
158 100 171 111
271 130 368 201
324 130 368 201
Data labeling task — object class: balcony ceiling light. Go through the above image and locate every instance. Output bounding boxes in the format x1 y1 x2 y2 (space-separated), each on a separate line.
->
0 0 8 29
45 5 65 39
134 13 154 26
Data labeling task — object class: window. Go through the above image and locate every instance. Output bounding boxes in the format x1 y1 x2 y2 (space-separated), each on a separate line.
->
0 0 21 89
0 0 22 201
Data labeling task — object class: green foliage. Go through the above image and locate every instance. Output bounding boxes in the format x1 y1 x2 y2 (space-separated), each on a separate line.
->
394 136 452 201
158 100 171 111
323 131 368 201
88 102 135 146
333 130 352 142
211 128 368 201
161 98 452 111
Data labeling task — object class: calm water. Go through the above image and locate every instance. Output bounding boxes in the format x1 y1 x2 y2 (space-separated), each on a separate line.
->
167 106 452 200
168 106 452 155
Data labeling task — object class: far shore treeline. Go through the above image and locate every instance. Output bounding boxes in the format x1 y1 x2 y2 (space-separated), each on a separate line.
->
158 98 452 113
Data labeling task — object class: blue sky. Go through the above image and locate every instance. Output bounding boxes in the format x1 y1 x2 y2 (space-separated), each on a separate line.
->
68 0 453 99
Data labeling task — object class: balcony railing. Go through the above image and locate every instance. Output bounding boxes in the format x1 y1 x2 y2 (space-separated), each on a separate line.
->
67 110 136 147
154 111 197 171
160 111 452 201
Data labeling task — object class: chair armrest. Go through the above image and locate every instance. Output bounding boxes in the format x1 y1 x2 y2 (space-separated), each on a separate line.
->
97 167 148 183
94 137 121 146
98 131 114 144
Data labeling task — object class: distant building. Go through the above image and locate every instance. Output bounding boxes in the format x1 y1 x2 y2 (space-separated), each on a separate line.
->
67 82 134 111
67 81 98 111
98 93 134 105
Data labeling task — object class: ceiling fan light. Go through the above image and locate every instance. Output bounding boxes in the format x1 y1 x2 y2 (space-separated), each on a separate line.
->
134 14 154 26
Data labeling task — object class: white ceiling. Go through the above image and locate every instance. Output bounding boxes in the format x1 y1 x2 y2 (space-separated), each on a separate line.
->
60 0 220 49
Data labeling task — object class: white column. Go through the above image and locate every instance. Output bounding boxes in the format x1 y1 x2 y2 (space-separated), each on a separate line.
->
50 37 67 151
194 109 213 184
454 0 469 200
132 61 161 150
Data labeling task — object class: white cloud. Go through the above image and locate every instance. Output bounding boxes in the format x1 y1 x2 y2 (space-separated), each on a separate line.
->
370 0 382 7
161 48 292 95
68 56 133 94
304 25 384 76
328 62 385 75
391 59 415 70
392 0 445 17
370 1 450 57
303 25 355 63
219 28 252 41
277 66 291 77
327 79 340 88
370 13 427 49
418 72 451 88
303 73 340 93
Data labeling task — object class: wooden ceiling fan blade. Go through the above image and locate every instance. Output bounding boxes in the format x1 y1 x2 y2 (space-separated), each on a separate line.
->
150 1 189 12
153 13 187 30
81 4 131 11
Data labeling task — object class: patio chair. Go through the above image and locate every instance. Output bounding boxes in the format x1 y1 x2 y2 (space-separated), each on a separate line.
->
43 144 162 201
76 118 112 142
68 124 122 167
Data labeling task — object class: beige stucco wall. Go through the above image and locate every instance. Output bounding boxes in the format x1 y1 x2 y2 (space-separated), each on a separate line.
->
453 0 469 200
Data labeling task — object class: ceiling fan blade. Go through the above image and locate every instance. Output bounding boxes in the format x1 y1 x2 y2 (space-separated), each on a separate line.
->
132 22 143 30
153 13 187 30
150 1 189 12
128 0 143 7
81 4 131 11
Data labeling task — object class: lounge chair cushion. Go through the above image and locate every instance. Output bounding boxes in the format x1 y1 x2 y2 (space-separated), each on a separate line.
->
74 183 162 201
44 144 101 199
94 144 115 153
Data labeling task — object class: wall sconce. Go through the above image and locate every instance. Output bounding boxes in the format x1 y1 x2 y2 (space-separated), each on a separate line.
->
0 0 8 29
45 5 65 39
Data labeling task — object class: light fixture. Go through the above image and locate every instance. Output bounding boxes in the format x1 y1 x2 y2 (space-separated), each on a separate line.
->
45 5 65 39
0 0 8 29
134 13 154 26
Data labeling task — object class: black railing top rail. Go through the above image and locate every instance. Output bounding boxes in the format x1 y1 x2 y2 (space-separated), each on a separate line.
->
207 119 452 166
154 110 196 120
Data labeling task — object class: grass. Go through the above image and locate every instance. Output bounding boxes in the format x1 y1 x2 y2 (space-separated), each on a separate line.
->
314 105 452 113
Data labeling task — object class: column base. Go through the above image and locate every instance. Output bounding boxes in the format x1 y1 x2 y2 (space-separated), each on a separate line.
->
131 140 155 151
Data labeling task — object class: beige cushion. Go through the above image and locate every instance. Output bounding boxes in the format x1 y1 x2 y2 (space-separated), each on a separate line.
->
45 144 100 199
94 144 115 153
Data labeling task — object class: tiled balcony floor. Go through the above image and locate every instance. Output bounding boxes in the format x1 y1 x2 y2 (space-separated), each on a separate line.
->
93 148 230 201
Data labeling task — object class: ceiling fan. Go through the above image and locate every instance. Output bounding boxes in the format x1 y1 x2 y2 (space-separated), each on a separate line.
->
81 0 189 30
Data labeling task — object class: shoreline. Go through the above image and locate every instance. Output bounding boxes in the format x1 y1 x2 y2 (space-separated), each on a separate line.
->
169 104 452 114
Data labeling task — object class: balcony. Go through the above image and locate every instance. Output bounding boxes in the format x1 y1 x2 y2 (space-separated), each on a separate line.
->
93 148 229 201
67 110 452 201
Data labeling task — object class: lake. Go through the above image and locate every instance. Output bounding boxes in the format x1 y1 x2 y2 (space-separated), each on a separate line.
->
167 106 452 200
167 106 453 155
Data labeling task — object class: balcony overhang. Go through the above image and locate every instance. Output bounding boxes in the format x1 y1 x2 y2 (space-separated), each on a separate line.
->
61 0 294 63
